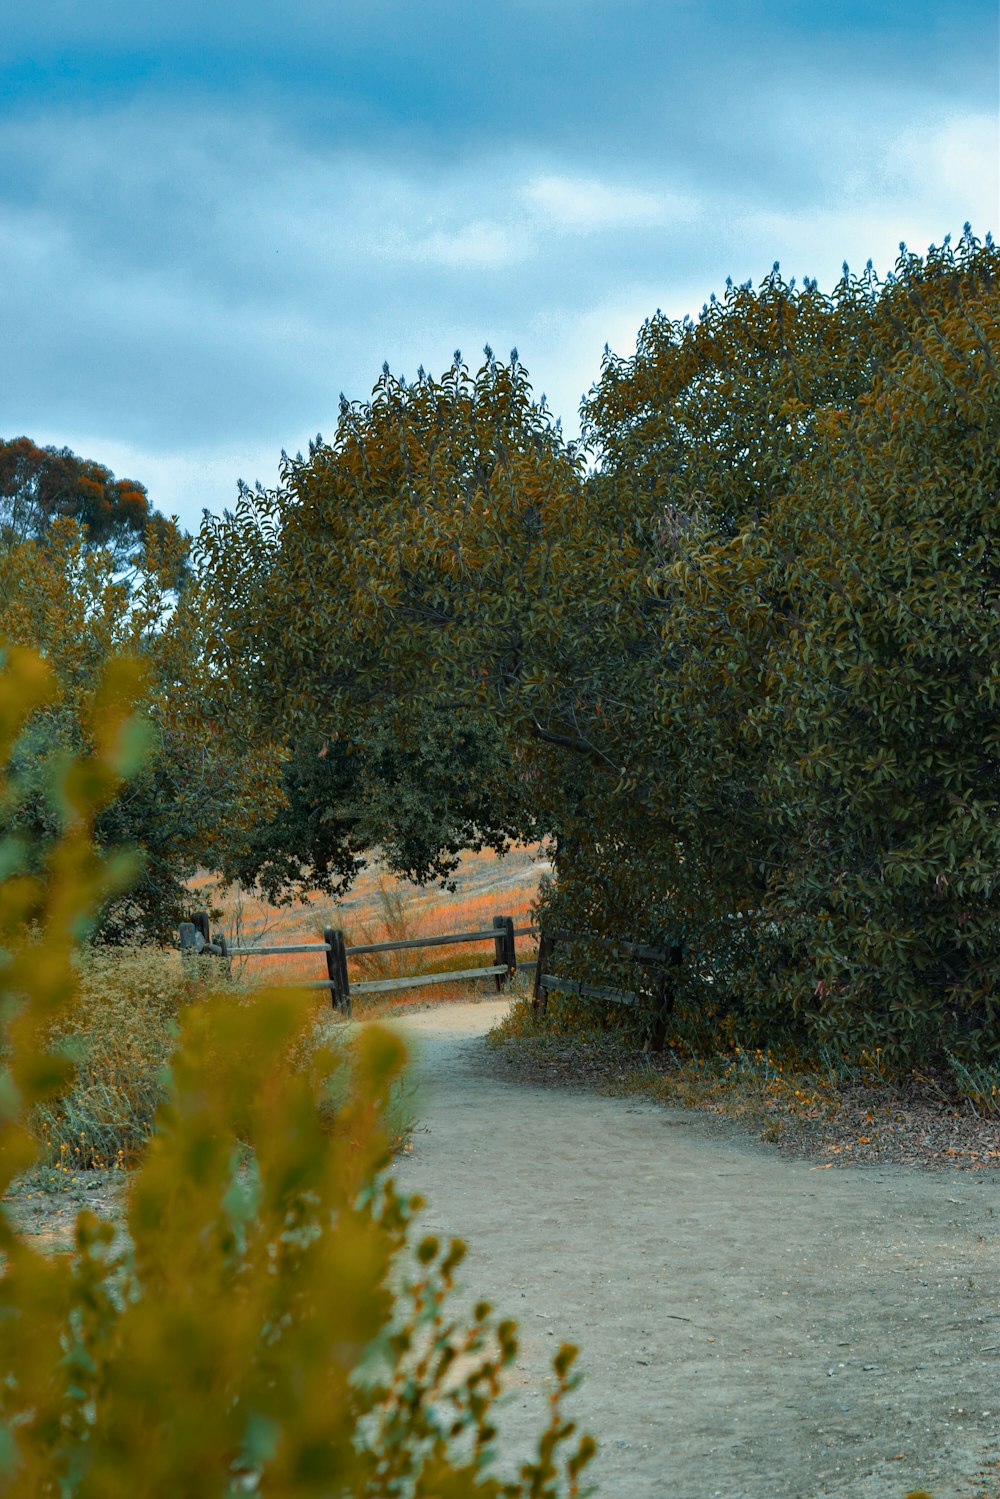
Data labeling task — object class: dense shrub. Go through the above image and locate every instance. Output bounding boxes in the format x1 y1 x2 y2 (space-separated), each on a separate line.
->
642 231 1000 1063
0 645 595 1496
548 229 1000 1066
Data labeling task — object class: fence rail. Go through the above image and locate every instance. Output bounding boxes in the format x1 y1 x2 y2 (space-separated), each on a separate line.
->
179 912 538 1018
532 927 683 1048
179 909 682 1043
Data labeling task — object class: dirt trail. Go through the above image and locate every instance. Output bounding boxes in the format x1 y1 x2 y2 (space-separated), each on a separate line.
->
387 1001 1000 1499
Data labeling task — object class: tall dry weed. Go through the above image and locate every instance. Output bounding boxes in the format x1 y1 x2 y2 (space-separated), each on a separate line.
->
30 944 235 1169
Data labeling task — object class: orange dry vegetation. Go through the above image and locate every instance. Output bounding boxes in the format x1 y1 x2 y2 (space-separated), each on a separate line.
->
191 844 549 1008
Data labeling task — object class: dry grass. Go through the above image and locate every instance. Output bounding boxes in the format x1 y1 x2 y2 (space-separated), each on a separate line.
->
29 945 234 1174
23 941 425 1184
194 845 546 1010
11 847 547 1186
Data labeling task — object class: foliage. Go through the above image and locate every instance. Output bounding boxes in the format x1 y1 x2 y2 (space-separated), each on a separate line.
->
29 945 224 1171
193 229 1000 1068
0 435 184 580
528 237 981 1041
231 705 527 905
193 359 579 889
0 644 596 1496
227 730 366 905
745 232 1000 1059
621 230 1000 1061
0 515 285 942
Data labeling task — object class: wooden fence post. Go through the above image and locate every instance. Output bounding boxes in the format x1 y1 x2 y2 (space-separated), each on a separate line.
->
502 916 516 977
492 915 516 991
179 921 198 977
184 911 233 976
324 928 351 1016
532 929 554 1014
336 931 351 1017
650 941 683 1050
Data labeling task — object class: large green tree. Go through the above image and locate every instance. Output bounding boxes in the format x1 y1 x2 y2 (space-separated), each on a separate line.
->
193 354 623 893
196 228 1000 1065
581 227 1000 1060
744 233 1000 1059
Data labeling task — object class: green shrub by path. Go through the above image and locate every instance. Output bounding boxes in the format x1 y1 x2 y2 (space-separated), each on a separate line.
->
0 645 596 1497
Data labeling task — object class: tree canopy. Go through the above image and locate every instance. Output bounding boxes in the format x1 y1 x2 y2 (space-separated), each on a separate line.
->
197 226 1000 1066
0 492 282 942
0 436 186 583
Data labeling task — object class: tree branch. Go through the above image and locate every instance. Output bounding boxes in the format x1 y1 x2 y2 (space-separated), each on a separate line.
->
529 715 621 773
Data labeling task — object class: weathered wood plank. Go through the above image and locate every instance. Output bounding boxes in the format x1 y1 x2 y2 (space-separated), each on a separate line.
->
219 927 529 960
351 964 508 995
545 928 678 966
538 972 641 1008
226 942 331 957
345 928 506 956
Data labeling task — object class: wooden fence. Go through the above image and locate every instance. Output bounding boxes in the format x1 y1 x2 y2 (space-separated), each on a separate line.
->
532 928 683 1048
178 911 537 1018
179 912 682 1042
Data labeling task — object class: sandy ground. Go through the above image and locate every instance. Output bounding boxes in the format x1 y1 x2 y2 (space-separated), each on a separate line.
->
387 1000 1000 1499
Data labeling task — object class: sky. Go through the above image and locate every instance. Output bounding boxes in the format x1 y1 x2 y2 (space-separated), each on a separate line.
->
2 0 997 536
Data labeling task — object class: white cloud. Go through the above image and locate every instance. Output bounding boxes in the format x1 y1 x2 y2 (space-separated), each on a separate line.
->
384 218 530 270
886 111 998 230
729 108 997 289
522 173 695 231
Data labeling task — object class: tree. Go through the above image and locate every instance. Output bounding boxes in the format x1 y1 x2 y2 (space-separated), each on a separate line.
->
0 515 284 942
746 231 1000 1059
587 227 1000 1061
193 354 621 894
195 230 1000 1066
0 436 187 584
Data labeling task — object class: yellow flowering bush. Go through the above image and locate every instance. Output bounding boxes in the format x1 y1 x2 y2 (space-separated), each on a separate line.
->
0 645 595 1497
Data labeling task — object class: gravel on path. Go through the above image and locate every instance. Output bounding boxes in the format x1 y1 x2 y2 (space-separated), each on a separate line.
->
387 1000 1000 1499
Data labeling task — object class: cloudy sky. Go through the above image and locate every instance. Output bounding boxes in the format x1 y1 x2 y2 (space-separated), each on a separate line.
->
2 0 996 535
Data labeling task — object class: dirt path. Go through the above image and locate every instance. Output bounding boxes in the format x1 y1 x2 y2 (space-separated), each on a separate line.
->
387 1001 1000 1499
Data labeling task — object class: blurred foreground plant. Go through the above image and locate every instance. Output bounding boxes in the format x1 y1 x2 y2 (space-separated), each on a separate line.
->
0 645 595 1497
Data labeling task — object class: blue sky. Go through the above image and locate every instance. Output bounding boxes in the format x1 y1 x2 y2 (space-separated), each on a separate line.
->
2 0 996 534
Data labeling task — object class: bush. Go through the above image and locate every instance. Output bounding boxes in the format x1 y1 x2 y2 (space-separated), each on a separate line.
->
0 645 596 1496
564 228 1000 1068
